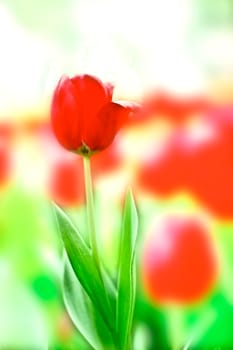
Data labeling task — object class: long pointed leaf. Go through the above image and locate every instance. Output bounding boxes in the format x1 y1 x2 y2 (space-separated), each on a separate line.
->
63 256 116 350
53 204 114 333
63 256 103 350
116 190 138 350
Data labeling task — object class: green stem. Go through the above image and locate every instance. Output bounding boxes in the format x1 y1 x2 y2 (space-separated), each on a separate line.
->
83 155 100 268
166 306 184 350
83 156 118 350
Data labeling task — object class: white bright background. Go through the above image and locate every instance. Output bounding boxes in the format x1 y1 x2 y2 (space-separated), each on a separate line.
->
0 0 219 119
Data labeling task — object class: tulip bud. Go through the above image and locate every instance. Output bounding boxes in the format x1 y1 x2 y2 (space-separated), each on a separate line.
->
51 74 132 156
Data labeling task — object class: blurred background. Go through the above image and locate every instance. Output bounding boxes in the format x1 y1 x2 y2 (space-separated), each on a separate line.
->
1 0 233 348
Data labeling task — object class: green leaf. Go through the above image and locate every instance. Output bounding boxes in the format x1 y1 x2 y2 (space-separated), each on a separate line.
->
116 190 138 350
63 256 114 350
53 204 115 335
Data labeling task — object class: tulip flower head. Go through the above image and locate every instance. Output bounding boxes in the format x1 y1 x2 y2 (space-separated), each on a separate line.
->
141 216 218 305
51 74 132 156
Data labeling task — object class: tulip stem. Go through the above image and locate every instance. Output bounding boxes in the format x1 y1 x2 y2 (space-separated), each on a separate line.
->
83 155 100 267
83 156 119 350
166 306 184 350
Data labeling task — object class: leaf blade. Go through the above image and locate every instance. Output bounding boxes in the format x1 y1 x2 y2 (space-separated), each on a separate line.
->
116 190 138 350
63 256 102 350
53 204 115 334
63 255 117 350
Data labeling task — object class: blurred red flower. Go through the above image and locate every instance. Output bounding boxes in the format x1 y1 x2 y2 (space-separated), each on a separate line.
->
140 91 211 125
0 122 14 187
32 121 84 207
48 157 85 207
141 216 218 305
91 140 122 179
51 74 133 155
137 107 233 219
0 146 10 186
137 137 187 197
185 134 233 219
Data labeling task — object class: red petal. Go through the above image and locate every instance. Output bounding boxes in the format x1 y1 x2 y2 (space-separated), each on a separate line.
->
70 75 113 143
85 102 131 151
51 76 83 150
104 82 114 100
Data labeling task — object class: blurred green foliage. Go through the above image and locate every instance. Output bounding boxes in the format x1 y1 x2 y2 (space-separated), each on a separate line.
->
2 0 80 48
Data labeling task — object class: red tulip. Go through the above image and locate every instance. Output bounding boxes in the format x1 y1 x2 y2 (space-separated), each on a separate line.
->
51 74 133 155
0 122 13 187
0 122 14 141
137 111 233 219
137 137 187 197
48 156 85 207
91 140 122 178
0 145 11 187
141 91 211 125
141 216 218 305
186 139 233 218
